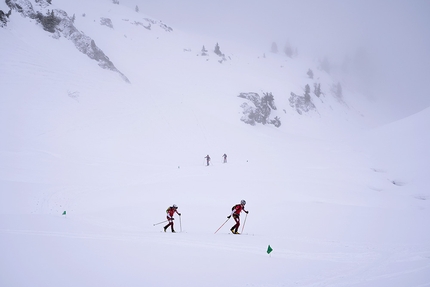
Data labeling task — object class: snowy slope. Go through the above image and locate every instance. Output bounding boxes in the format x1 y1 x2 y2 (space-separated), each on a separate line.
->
0 1 429 286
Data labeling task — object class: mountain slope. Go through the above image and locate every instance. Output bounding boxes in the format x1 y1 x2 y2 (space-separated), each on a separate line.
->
0 1 429 286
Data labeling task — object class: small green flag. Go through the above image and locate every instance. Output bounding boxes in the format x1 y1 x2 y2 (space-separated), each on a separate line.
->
62 211 67 216
267 245 273 254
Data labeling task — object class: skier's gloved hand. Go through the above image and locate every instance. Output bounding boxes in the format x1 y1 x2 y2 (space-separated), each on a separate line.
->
245 211 249 214
178 213 181 216
227 215 231 219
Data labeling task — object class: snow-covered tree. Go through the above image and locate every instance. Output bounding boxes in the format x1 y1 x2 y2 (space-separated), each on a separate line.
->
271 42 278 53
100 17 113 29
284 42 293 58
270 116 281 127
214 43 223 57
0 9 11 27
289 85 316 115
35 10 61 33
201 45 208 56
304 84 311 102
238 92 280 127
307 68 314 79
313 83 322 97
35 0 51 7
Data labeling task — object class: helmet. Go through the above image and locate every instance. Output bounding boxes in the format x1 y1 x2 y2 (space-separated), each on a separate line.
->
240 200 246 205
173 204 178 209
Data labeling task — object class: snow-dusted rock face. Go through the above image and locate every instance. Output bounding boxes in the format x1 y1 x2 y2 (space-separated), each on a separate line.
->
5 0 130 83
34 0 51 9
239 92 281 127
289 91 316 115
100 17 113 29
0 9 11 27
5 0 35 17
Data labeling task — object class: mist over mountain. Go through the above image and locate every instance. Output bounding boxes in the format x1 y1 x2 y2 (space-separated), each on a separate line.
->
1 1 429 286
130 0 430 121
1 0 392 127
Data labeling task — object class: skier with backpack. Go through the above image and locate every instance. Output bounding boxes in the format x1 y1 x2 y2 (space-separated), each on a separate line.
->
164 204 181 233
227 200 248 234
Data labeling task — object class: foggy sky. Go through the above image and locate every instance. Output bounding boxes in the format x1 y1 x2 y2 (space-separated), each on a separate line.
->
135 0 430 120
3 0 428 119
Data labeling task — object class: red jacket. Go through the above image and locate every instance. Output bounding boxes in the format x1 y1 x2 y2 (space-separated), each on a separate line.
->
166 207 180 218
231 204 247 215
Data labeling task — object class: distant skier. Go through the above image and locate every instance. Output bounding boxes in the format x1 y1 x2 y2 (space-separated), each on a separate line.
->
164 204 181 233
204 155 211 166
222 153 227 163
227 200 248 234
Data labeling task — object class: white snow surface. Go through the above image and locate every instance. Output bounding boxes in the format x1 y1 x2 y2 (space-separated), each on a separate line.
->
0 1 429 286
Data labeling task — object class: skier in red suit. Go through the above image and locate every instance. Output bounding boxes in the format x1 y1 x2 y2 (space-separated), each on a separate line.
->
227 200 248 234
164 204 181 233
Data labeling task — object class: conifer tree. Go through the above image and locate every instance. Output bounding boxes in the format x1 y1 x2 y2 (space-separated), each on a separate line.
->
201 45 208 56
284 42 293 58
304 84 311 102
313 83 322 97
307 69 314 79
214 43 223 56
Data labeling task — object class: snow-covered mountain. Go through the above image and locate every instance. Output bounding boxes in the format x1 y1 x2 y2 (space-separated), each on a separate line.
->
1 1 429 286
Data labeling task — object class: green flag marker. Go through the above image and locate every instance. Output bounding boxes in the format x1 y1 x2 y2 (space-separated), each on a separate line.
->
62 211 67 216
267 245 273 254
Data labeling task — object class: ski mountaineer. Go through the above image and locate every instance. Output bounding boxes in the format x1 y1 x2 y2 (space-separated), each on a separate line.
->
164 204 181 233
227 200 248 234
204 155 211 166
222 153 227 163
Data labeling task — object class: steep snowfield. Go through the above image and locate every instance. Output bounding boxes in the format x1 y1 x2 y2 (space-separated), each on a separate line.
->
0 1 429 286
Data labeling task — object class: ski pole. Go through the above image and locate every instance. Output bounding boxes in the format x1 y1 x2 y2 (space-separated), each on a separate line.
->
179 215 182 232
153 220 168 226
214 218 230 234
241 213 248 234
